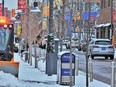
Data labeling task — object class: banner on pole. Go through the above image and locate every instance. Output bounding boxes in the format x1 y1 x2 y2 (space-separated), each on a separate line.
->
0 4 2 16
113 10 116 22
11 9 15 17
83 11 98 21
113 0 116 22
18 0 26 10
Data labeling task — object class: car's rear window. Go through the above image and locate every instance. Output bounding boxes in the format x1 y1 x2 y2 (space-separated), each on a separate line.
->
95 41 111 45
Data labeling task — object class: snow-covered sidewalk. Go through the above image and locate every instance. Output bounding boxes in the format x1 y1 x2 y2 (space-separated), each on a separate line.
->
16 53 110 87
0 53 110 87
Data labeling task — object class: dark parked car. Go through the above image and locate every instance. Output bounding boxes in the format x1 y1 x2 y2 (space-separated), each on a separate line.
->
78 40 86 51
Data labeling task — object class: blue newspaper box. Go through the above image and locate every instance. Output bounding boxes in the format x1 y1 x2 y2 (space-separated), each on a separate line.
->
57 51 75 85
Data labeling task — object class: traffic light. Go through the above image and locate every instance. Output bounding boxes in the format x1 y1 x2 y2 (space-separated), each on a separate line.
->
15 13 21 20
47 34 54 53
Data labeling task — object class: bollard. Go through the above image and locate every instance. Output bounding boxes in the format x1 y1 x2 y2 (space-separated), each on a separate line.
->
75 55 79 75
39 48 41 58
89 57 93 82
57 58 61 84
111 61 115 87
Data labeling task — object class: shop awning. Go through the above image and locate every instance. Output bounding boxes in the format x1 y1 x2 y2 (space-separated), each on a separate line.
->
94 23 111 28
94 24 104 28
103 23 111 27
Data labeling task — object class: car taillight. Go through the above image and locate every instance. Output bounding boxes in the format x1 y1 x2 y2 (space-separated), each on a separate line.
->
109 46 113 48
82 44 86 46
93 46 99 48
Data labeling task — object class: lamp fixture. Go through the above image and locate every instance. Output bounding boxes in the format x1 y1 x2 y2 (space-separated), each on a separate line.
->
30 1 41 13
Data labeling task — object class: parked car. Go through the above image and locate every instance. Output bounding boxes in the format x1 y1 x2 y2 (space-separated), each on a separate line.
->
65 39 78 49
14 35 19 53
62 39 69 45
88 39 114 60
78 40 86 51
62 37 70 45
19 38 26 54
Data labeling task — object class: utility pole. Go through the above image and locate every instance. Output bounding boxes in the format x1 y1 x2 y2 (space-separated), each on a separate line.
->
26 0 30 64
69 8 73 87
110 1 115 87
85 0 90 87
78 0 83 51
2 0 5 42
46 0 55 76
32 1 40 68
57 0 66 52
2 0 4 16
69 0 74 86
58 12 60 39
49 0 53 33
111 0 114 45
60 0 65 52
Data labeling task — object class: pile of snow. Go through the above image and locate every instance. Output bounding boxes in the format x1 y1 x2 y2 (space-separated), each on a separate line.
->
0 71 41 87
0 71 66 87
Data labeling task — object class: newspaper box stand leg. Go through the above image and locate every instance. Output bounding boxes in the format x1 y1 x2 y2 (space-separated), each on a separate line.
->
57 52 75 86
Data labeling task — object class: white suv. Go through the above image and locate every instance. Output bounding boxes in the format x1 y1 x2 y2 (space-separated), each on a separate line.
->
88 39 114 60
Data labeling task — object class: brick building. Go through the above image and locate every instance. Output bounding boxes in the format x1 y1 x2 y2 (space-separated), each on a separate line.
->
95 0 116 45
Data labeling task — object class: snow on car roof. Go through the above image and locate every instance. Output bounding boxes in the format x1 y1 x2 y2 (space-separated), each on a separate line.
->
93 38 110 41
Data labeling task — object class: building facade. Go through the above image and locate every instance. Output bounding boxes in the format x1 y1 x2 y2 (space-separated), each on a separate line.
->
95 0 116 46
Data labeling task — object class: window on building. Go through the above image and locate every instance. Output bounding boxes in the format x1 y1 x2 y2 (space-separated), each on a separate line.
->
108 28 110 39
104 0 106 8
108 0 110 7
101 0 104 9
85 3 88 11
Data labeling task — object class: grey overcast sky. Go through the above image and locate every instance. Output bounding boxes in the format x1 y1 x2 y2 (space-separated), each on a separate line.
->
0 0 17 10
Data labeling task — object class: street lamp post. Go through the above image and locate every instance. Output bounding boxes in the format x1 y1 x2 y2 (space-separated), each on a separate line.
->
30 1 41 68
46 0 59 75
25 0 30 63
48 0 53 34
110 1 115 87
46 0 54 76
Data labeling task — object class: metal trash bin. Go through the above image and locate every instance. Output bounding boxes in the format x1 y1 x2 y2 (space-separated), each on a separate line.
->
57 51 75 86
